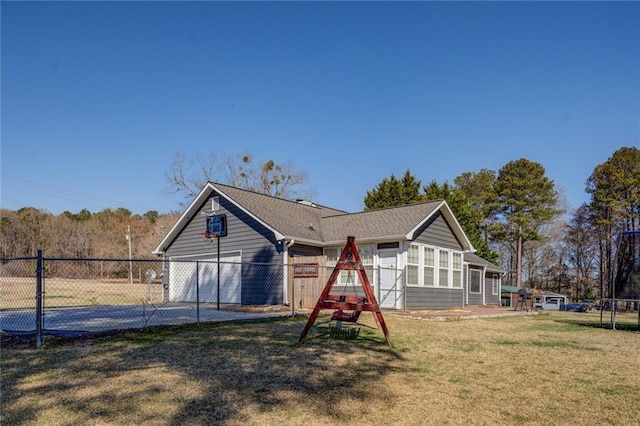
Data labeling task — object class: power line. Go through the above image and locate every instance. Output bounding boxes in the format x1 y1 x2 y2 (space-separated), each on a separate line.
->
1 173 165 214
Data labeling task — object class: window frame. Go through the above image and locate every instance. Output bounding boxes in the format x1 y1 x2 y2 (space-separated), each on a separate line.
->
406 242 464 289
324 245 375 286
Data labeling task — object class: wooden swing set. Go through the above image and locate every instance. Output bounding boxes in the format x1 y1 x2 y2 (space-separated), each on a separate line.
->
298 236 392 346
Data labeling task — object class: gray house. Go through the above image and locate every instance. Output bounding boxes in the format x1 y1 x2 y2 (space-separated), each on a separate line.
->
153 182 503 310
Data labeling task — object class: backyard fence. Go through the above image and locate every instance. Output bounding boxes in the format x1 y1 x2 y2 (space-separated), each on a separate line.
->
1 252 406 347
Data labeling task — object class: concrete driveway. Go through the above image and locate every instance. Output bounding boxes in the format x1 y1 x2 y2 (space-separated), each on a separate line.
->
0 303 290 336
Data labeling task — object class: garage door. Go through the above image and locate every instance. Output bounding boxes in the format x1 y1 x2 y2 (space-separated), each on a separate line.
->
169 253 241 303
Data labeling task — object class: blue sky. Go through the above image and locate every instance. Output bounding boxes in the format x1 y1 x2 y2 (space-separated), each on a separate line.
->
2 1 639 216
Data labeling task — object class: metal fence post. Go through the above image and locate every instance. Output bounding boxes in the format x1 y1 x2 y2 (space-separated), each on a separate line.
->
35 249 44 347
196 260 200 326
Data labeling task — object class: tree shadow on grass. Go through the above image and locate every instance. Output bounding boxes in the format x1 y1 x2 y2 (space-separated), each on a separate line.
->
1 316 406 425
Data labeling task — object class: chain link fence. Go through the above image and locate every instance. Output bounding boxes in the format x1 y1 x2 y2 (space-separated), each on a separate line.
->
1 252 406 347
1 252 291 346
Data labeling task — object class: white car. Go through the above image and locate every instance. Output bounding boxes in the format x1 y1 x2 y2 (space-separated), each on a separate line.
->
534 298 562 311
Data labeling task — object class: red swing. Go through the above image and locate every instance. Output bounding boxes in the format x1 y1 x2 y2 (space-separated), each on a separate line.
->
298 236 392 346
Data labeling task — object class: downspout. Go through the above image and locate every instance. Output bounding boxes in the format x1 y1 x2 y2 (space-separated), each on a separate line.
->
482 265 487 306
463 264 467 309
282 239 295 307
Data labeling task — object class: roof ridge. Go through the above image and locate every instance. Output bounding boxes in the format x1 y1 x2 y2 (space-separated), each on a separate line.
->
323 199 445 217
210 181 347 213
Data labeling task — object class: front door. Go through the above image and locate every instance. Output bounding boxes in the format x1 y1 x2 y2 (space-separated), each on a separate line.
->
378 250 401 309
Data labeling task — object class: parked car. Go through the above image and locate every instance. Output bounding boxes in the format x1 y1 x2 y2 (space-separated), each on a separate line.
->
581 299 596 311
560 303 586 312
535 298 586 312
534 298 562 311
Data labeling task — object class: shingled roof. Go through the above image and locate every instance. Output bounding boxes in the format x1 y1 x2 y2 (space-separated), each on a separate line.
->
154 182 474 253
464 252 506 272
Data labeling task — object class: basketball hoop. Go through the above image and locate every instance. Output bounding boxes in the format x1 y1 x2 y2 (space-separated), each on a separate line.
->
200 232 219 240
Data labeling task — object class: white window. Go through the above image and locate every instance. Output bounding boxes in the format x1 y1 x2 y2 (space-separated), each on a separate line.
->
492 273 499 295
407 243 462 288
423 247 435 286
325 245 375 286
325 247 339 262
357 244 375 285
438 250 449 287
407 245 419 286
452 252 462 288
325 247 348 284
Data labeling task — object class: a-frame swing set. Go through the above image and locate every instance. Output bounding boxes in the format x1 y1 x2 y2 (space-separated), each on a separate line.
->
298 236 392 346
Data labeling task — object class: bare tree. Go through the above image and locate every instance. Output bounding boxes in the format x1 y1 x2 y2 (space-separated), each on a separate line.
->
166 151 313 203
165 152 220 200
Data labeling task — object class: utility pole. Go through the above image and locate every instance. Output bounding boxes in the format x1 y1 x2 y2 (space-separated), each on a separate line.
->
126 225 133 285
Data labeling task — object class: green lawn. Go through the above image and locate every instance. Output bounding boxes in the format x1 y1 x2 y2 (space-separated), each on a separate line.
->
2 312 639 425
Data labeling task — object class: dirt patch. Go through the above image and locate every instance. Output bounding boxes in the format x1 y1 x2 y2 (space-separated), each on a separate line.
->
388 306 537 321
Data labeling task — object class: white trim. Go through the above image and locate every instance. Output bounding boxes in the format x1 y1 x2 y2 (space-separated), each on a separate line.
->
406 241 464 289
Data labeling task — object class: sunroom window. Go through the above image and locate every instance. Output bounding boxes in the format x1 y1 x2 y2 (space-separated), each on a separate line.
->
438 250 449 287
357 244 375 284
452 252 462 288
407 245 419 286
423 247 435 286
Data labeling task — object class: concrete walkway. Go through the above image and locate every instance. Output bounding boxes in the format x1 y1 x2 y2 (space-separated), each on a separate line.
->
0 303 291 337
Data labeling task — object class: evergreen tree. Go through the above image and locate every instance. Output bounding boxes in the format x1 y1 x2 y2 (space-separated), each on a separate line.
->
364 169 423 210
492 158 562 287
586 146 640 296
423 180 499 264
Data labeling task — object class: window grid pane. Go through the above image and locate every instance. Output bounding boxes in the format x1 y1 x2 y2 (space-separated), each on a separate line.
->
439 268 448 287
424 267 434 286
407 265 418 285
424 247 434 266
358 245 374 264
452 252 462 269
439 250 449 268
408 245 419 264
326 248 339 263
453 270 462 288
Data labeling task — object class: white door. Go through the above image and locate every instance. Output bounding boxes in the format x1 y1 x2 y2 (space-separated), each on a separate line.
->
378 250 401 309
169 253 241 303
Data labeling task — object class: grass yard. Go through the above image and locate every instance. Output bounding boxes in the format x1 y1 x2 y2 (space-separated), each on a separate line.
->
0 277 164 310
2 311 639 425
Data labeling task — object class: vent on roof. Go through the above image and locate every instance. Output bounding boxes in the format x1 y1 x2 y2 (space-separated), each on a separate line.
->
296 199 316 207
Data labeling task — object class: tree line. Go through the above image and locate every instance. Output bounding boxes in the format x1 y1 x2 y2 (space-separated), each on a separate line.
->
363 146 639 300
2 147 638 301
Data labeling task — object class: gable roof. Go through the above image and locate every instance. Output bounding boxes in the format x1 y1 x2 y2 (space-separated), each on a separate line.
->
153 182 475 254
464 252 506 273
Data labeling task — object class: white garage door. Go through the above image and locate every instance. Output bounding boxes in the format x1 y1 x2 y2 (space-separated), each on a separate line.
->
169 253 241 303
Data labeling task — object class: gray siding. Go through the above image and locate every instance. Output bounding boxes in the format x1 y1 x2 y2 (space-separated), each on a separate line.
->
413 212 463 250
165 192 284 305
404 212 464 310
406 287 464 310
